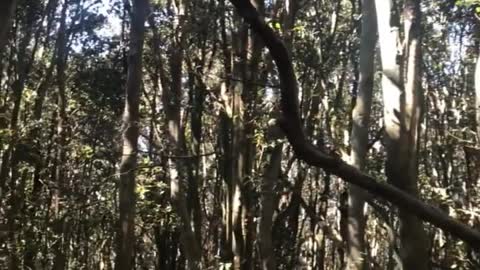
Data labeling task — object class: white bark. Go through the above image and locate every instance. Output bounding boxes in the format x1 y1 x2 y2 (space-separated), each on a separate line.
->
346 0 376 269
375 0 429 268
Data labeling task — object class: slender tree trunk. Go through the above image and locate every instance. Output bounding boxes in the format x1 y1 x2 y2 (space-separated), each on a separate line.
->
3 5 39 266
282 0 297 52
0 3 36 194
376 0 429 268
29 0 58 196
115 0 148 269
25 2 66 266
475 50 480 140
400 1 429 268
0 0 17 53
52 1 69 268
231 49 245 270
259 143 283 270
146 15 186 270
164 1 202 268
187 59 205 248
219 0 234 263
229 9 265 266
346 0 376 269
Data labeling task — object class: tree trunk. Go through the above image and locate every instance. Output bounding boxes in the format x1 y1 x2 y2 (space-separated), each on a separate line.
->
400 1 429 268
164 1 202 268
25 2 67 266
376 0 429 268
346 0 376 269
115 0 148 269
231 42 245 270
475 50 480 140
224 11 249 270
219 0 234 263
0 0 17 53
187 59 206 248
0 2 36 194
1 5 39 266
52 1 69 268
259 143 283 270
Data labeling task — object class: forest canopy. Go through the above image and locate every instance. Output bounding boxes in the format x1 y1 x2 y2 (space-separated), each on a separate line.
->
0 0 480 269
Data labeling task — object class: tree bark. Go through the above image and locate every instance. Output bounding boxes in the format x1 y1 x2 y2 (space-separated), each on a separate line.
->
219 0 235 263
377 0 429 268
187 60 205 254
402 0 429 266
476 50 480 140
259 143 282 270
115 0 148 269
0 0 17 53
346 1 376 269
2 5 39 265
241 1 264 267
163 1 202 268
231 30 245 270
52 1 69 268
0 1 36 195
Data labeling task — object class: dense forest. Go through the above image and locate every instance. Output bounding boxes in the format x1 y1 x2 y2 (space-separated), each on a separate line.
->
0 0 480 269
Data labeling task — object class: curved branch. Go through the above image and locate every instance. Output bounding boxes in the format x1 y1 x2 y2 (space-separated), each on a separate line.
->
227 0 480 249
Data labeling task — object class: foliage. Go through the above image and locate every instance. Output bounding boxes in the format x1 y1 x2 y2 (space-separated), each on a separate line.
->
0 0 479 269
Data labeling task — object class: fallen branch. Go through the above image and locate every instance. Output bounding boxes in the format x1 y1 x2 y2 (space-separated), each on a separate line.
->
227 0 480 249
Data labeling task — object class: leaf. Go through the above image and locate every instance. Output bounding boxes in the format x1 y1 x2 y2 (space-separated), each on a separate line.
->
80 145 94 158
136 185 147 200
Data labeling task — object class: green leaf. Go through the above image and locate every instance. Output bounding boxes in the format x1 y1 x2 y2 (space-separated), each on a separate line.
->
80 145 94 158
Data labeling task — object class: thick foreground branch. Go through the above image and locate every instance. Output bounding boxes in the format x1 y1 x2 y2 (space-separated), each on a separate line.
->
227 0 480 249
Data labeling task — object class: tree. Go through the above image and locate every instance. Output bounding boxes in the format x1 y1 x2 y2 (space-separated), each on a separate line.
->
52 1 70 268
162 0 202 266
376 0 429 268
0 0 17 53
346 0 376 268
1 0 480 268
115 0 148 269
476 40 480 140
228 0 480 252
